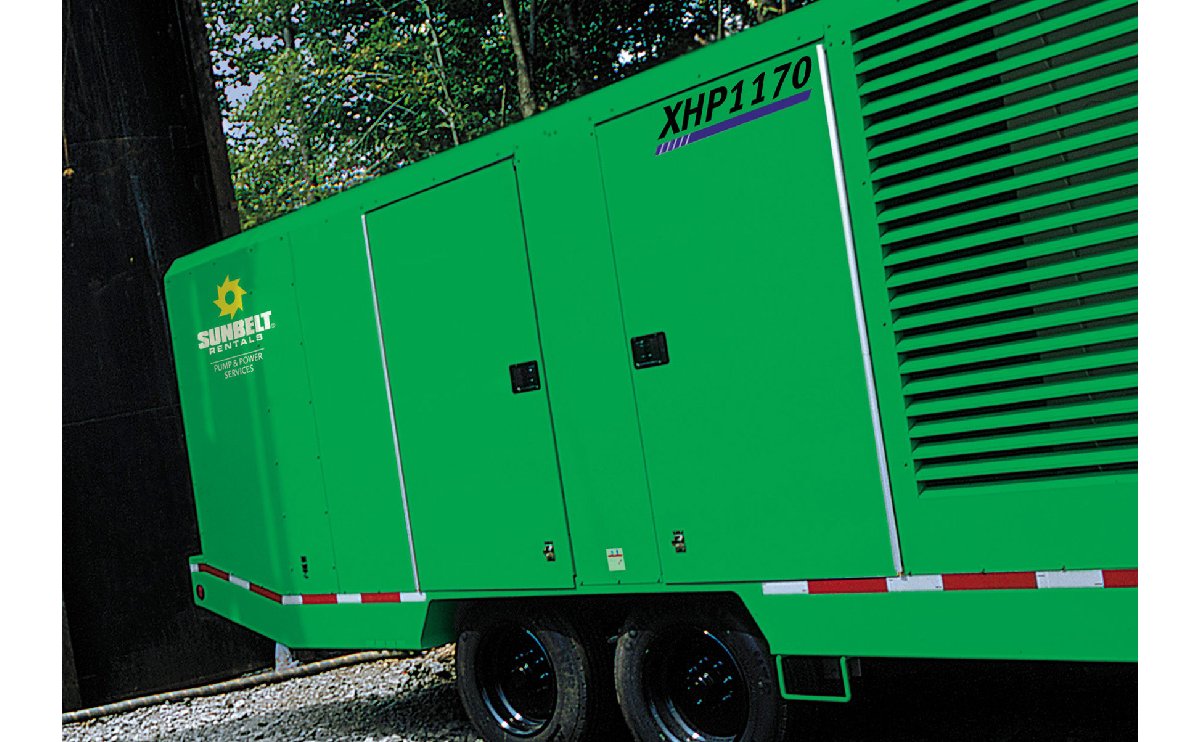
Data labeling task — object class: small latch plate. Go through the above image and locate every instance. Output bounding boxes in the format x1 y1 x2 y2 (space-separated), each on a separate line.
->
510 361 541 393
631 332 670 369
543 540 556 562
671 530 686 553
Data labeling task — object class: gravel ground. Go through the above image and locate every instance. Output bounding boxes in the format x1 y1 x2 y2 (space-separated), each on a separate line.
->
62 645 482 742
63 650 1134 741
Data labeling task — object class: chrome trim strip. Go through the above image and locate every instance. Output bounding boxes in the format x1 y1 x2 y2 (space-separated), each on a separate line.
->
1037 570 1104 589
762 581 811 595
361 215 423 593
817 43 904 575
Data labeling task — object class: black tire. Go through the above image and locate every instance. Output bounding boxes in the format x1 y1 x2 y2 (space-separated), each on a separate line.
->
456 603 607 742
614 604 787 742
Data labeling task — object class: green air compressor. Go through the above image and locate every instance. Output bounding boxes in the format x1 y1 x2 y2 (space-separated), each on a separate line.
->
166 1 1137 739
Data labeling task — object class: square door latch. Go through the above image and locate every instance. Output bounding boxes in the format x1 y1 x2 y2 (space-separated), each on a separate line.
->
631 332 669 369
510 360 541 393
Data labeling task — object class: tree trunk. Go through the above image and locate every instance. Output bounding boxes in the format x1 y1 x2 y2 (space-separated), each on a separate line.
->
419 0 460 145
563 0 588 98
501 0 537 118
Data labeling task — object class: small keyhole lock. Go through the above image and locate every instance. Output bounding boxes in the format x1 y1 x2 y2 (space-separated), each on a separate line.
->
672 530 687 553
543 541 556 562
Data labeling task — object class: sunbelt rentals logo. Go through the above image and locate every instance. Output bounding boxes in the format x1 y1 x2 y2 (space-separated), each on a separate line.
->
197 276 275 379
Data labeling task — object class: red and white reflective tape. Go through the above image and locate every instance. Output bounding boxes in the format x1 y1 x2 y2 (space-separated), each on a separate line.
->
762 568 1137 596
191 563 426 605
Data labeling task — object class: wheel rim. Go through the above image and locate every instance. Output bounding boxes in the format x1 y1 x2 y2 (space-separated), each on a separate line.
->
476 626 557 736
645 627 750 741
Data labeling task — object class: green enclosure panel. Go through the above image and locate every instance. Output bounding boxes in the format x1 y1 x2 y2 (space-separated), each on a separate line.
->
513 135 665 588
167 236 339 595
365 161 575 592
824 0 1138 574
288 217 418 595
595 43 895 584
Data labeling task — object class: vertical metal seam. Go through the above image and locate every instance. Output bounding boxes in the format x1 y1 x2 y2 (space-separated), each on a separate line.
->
507 158 579 579
360 215 422 592
590 125 668 579
816 43 904 576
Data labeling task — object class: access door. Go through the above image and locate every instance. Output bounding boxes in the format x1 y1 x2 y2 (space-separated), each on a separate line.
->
365 161 573 591
595 44 896 584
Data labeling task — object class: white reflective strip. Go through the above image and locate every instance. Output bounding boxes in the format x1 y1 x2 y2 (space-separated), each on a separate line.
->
189 564 199 573
886 574 944 592
399 592 427 603
229 575 251 590
816 43 904 576
1036 570 1104 589
336 593 363 604
362 215 423 594
281 595 303 606
762 581 810 595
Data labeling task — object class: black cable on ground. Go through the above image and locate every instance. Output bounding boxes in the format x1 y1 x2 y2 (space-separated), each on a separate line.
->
63 650 413 725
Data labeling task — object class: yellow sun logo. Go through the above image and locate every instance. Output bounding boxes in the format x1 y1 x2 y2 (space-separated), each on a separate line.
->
213 276 248 319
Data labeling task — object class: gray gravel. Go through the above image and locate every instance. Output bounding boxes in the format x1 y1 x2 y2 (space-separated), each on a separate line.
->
62 645 483 742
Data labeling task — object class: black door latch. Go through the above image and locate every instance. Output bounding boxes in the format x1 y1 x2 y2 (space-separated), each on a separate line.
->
509 360 541 393
631 332 670 369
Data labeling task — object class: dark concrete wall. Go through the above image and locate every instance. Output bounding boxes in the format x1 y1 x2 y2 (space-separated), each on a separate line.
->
62 0 272 709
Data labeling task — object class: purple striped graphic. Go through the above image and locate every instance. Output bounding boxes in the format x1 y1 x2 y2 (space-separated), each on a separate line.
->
654 89 812 156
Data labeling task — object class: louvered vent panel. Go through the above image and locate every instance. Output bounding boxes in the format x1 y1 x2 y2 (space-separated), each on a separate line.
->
853 0 1137 494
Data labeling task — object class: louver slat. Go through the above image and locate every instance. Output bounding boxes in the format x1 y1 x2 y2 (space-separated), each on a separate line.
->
896 298 1136 353
880 146 1136 225
875 121 1136 204
881 173 1136 247
866 68 1137 159
901 348 1137 396
856 0 1061 75
883 198 1137 268
891 247 1136 310
864 44 1136 138
914 421 1136 459
852 0 1000 53
908 396 1137 439
853 0 1137 493
887 222 1136 288
859 7 1136 107
900 323 1136 374
892 272 1137 333
905 372 1137 417
919 471 1135 499
869 94 1136 181
915 446 1137 482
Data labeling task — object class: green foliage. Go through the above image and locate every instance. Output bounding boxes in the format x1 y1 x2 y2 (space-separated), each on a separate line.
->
202 1 805 229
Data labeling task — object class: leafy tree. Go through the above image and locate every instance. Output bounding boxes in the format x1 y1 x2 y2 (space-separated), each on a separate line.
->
201 1 808 228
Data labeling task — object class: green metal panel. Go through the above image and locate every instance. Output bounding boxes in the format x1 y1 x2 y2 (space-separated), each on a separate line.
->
594 42 895 584
826 0 1138 573
167 235 340 595
364 161 575 591
288 216 418 595
513 133 664 588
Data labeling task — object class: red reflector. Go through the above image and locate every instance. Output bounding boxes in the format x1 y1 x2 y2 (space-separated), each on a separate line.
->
1102 569 1138 588
361 592 403 603
942 572 1037 591
195 584 205 600
807 578 888 594
250 584 283 603
198 564 229 580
